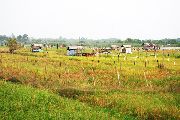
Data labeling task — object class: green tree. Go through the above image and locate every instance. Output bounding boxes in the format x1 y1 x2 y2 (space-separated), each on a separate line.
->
7 38 19 53
17 35 22 42
22 34 28 42
125 38 133 43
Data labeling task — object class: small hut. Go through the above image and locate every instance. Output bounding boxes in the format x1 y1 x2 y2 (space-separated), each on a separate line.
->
142 43 160 50
111 45 119 50
31 44 43 52
67 46 83 56
100 47 111 54
120 45 132 54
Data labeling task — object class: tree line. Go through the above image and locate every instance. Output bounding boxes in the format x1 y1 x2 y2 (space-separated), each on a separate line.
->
0 34 179 48
0 34 29 45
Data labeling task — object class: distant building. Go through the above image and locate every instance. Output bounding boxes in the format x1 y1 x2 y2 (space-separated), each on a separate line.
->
100 47 111 54
142 43 160 50
67 46 83 56
160 47 180 50
111 45 119 50
120 45 132 54
31 44 43 52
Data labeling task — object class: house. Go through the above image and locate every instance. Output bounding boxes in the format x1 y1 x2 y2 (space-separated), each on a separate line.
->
120 45 132 54
31 44 43 52
67 46 83 56
142 43 160 50
111 45 119 50
101 47 111 54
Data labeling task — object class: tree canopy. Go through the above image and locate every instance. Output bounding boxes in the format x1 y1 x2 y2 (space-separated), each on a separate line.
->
7 38 19 53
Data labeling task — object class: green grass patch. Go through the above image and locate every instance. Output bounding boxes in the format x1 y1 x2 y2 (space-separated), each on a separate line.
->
0 80 128 120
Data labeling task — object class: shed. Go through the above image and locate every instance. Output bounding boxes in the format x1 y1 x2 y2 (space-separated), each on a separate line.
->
120 45 132 54
142 43 160 50
31 44 43 52
100 47 111 54
67 46 83 56
111 45 119 50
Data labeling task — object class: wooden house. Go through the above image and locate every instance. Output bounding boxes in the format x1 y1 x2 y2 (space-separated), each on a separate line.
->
111 45 119 50
120 45 132 54
67 46 83 56
31 44 43 52
100 47 111 54
142 43 160 50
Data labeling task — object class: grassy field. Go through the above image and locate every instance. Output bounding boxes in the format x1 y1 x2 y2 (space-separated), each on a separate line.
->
0 80 126 120
0 47 180 119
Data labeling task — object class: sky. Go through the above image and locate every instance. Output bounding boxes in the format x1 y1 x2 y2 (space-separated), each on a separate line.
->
0 0 180 39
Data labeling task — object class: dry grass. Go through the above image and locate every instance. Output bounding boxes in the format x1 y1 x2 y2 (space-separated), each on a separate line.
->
0 47 179 119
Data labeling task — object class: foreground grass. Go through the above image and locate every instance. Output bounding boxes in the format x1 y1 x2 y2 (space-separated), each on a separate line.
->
0 80 133 120
0 81 179 120
78 90 180 119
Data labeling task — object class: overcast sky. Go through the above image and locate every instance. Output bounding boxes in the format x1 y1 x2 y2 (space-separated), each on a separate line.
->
0 0 180 39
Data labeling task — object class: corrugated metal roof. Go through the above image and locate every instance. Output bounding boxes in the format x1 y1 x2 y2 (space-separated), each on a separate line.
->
68 46 83 50
121 45 131 48
111 45 119 47
32 44 43 47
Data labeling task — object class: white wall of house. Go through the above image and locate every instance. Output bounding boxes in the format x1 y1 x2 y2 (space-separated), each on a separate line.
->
126 48 132 54
120 45 132 54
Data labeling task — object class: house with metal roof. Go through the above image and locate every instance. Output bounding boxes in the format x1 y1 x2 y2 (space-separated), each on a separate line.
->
120 45 132 54
142 43 160 50
67 46 84 56
31 44 43 52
